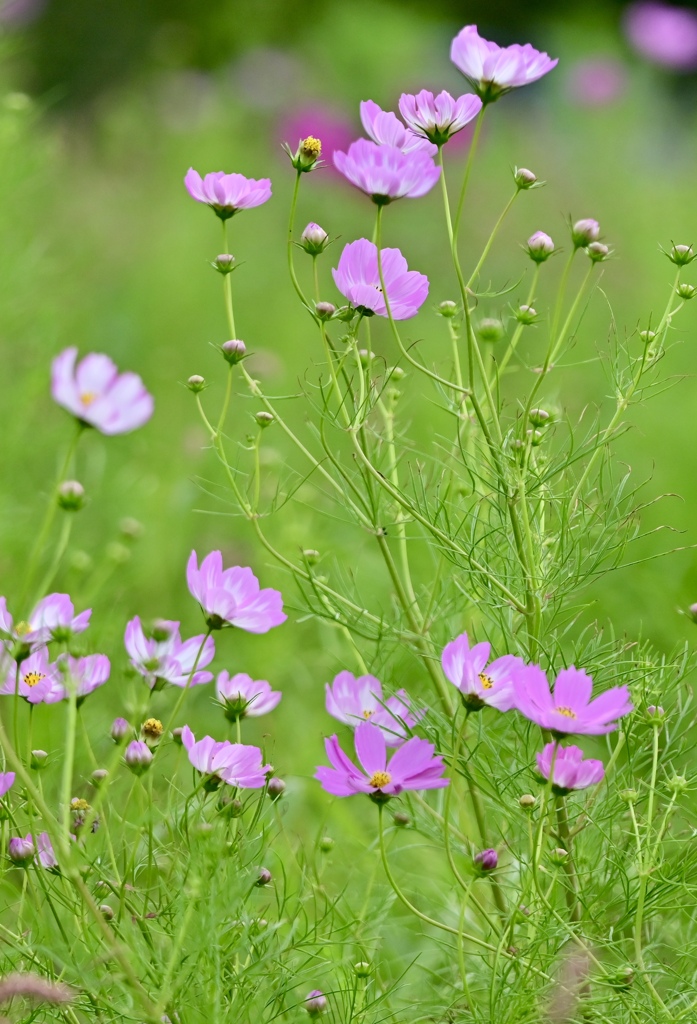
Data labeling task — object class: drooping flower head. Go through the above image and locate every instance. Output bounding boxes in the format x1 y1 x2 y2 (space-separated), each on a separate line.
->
124 616 215 690
515 666 633 736
624 2 697 71
441 632 527 712
315 721 448 800
536 742 605 794
0 773 15 799
51 348 154 436
332 239 429 320
181 725 270 789
325 671 421 746
1 649 63 704
333 139 440 204
187 550 286 633
398 90 483 146
451 24 558 103
184 168 272 219
216 672 282 721
0 593 91 650
56 654 110 703
359 99 437 155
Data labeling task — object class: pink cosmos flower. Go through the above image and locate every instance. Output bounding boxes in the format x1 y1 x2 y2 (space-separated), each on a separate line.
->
325 671 421 746
515 665 633 736
398 90 483 146
35 832 59 870
1 649 63 704
0 773 15 799
187 550 286 633
566 57 627 107
332 239 429 320
56 654 110 702
124 616 215 690
184 168 272 219
216 672 282 720
624 2 697 71
359 99 437 155
333 139 440 204
51 348 154 436
450 24 558 102
315 721 448 799
441 632 526 712
181 725 270 788
0 593 91 649
536 742 605 793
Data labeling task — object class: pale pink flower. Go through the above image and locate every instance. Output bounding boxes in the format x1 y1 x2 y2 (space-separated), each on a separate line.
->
332 238 428 320
0 649 63 704
333 139 440 203
398 90 482 145
359 99 437 155
184 168 272 218
181 725 270 788
325 671 421 746
187 550 286 633
51 348 153 435
216 672 282 720
451 24 558 101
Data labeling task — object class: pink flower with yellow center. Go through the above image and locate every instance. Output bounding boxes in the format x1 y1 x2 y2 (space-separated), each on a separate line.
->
51 348 153 436
0 649 63 704
441 632 527 712
515 665 633 736
325 671 421 746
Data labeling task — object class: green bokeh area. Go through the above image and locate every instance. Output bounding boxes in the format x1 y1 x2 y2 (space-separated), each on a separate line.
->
2 1 697 1017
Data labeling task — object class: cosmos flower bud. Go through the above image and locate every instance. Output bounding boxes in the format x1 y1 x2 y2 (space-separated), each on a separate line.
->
120 517 144 541
30 749 48 770
550 847 569 866
477 318 504 343
334 305 356 322
438 300 458 317
645 705 665 727
57 480 85 512
300 222 329 255
141 718 164 746
91 769 108 785
256 867 272 886
110 717 130 743
315 301 336 320
608 966 635 990
474 848 498 872
212 253 236 274
587 242 610 262
668 244 696 266
677 282 697 300
302 549 320 565
221 339 246 365
100 904 114 921
286 136 323 172
515 304 538 325
255 411 274 428
124 740 153 775
689 602 697 623
668 774 688 793
529 408 551 427
519 793 536 810
514 167 537 190
319 836 334 852
267 777 286 800
620 788 638 803
171 727 184 746
187 375 206 393
526 231 555 263
639 329 656 345
393 811 411 826
305 990 328 1016
571 218 600 248
9 836 34 866
353 962 372 978
527 428 544 447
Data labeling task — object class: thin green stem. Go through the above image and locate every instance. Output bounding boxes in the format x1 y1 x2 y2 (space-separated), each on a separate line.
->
467 189 519 289
453 109 485 243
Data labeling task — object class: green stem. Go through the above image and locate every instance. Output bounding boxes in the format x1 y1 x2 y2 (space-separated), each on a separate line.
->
466 189 519 289
453 109 485 244
221 221 236 339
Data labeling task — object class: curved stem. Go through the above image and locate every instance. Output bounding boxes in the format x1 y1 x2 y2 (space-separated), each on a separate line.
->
453 109 485 244
466 189 519 289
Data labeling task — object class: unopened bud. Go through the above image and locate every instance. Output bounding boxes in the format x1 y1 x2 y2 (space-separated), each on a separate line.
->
474 848 498 872
519 793 536 810
57 480 85 512
689 602 697 622
529 408 550 428
550 847 569 866
124 740 153 775
389 366 405 381
668 243 695 266
358 348 370 367
353 961 372 978
91 769 108 785
639 329 656 345
110 717 130 743
334 305 355 322
305 990 328 1016
318 836 334 852
255 411 274 428
315 301 336 320
171 727 184 746
608 966 635 990
620 788 638 803
186 374 206 393
527 428 544 447
668 774 688 792
30 749 48 770
302 549 320 565
572 218 600 248
221 339 246 365
645 705 665 727
515 304 538 325
677 282 696 300
438 300 458 318
587 241 610 262
300 222 329 255
477 318 504 343
393 811 411 826
120 517 144 541
526 231 555 263
514 167 537 190
213 253 235 274
8 836 34 866
267 777 286 801
100 904 114 921
256 867 272 886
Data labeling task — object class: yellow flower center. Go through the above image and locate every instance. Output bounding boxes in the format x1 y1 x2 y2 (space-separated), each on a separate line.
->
15 621 33 636
70 797 90 811
300 135 322 158
478 672 494 690
362 709 375 719
556 706 577 718
80 392 98 406
142 717 164 739
24 672 46 687
369 770 392 789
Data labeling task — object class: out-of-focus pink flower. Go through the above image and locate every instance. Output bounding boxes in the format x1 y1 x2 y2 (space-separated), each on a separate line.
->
398 90 483 145
124 616 215 690
56 654 110 702
1 649 63 704
216 672 282 720
333 139 440 203
52 348 153 436
35 832 59 870
441 632 527 712
474 848 498 871
325 671 421 746
0 594 91 649
0 772 15 799
536 742 605 793
124 740 153 774
451 24 558 101
184 168 272 219
624 2 697 71
8 835 34 865
515 665 633 736
332 239 429 320
566 57 627 107
359 99 437 155
187 550 286 633
181 725 270 788
315 721 448 799
304 989 328 1016
0 0 47 27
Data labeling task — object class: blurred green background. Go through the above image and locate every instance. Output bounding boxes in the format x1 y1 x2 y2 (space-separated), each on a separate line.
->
1 0 697 819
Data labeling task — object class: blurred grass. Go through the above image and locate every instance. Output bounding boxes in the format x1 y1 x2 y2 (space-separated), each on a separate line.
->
1 2 697 849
